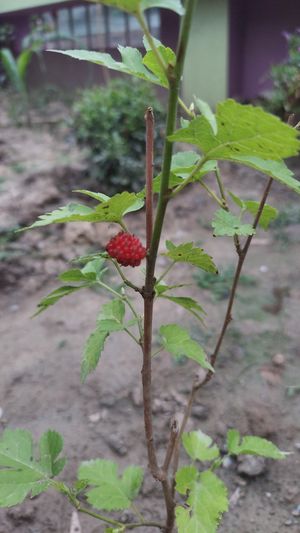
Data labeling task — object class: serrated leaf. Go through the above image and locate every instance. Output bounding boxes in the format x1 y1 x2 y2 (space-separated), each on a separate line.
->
34 285 87 316
182 430 219 462
81 299 134 381
78 459 143 511
160 295 205 322
171 150 201 169
160 324 213 371
51 48 159 85
169 99 300 162
229 156 300 195
176 470 228 533
175 465 198 495
74 189 110 202
194 97 217 135
23 203 95 229
228 193 278 229
212 209 255 237
226 429 287 459
80 327 109 383
244 201 278 229
143 43 176 87
25 192 143 230
0 429 65 507
164 241 218 273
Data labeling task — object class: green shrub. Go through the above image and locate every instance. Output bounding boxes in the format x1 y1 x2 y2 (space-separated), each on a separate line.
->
264 29 300 117
72 78 166 194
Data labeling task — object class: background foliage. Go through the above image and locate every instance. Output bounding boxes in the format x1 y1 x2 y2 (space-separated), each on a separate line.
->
72 78 166 194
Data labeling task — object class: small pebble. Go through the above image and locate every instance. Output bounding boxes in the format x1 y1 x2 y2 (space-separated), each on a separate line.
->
88 412 101 423
191 404 209 421
272 353 286 366
237 455 267 477
294 442 300 451
259 265 269 273
106 434 128 456
9 304 19 312
284 519 293 526
292 505 300 517
223 456 234 469
0 407 3 420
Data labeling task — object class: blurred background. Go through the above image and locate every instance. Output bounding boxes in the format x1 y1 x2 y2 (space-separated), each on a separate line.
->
0 1 299 532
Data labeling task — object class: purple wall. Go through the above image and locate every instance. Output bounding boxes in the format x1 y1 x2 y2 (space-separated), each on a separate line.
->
229 0 300 101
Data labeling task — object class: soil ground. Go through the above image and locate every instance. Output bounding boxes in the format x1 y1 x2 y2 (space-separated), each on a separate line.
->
0 99 299 533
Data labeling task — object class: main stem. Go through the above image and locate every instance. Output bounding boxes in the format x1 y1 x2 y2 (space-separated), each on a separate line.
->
141 1 196 531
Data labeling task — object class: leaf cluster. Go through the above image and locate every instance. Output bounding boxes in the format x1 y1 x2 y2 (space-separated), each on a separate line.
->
72 79 166 194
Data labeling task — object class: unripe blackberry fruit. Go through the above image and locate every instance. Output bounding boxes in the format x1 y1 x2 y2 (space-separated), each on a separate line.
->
106 232 147 267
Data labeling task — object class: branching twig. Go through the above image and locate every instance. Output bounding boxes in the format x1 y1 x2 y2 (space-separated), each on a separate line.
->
169 175 274 491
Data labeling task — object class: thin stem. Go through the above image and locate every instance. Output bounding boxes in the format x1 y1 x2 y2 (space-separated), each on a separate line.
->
170 175 274 493
136 10 167 74
124 296 144 341
151 346 164 358
124 327 141 345
98 281 123 299
215 166 227 207
200 181 224 206
171 158 204 197
77 506 123 527
131 502 145 523
156 261 176 285
178 96 195 118
111 259 143 294
215 165 242 255
145 107 154 250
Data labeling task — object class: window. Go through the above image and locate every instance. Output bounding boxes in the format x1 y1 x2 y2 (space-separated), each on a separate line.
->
40 3 161 51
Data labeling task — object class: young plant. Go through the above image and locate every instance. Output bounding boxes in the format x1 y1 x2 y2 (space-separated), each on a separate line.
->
1 1 300 531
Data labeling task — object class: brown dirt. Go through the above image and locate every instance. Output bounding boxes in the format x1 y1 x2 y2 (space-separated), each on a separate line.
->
0 103 299 533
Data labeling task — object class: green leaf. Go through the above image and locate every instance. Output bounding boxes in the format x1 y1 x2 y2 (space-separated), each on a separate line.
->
51 48 159 85
228 193 278 229
78 459 143 511
160 295 205 323
182 430 220 462
226 429 287 459
81 299 134 382
244 201 278 230
141 0 184 15
0 429 65 507
212 209 255 237
164 241 218 273
143 43 176 87
160 324 213 371
98 299 126 332
169 99 300 162
175 465 198 495
33 285 87 316
23 203 95 229
17 49 33 83
171 150 201 169
24 192 143 229
0 48 25 93
176 470 228 533
88 0 140 14
80 327 109 383
74 189 110 202
228 156 300 196
194 97 217 135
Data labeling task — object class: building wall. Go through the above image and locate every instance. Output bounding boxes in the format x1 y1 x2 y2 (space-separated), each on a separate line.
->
229 0 300 101
182 0 229 109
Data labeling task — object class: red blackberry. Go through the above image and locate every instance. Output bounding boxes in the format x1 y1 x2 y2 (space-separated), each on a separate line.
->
106 232 147 267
